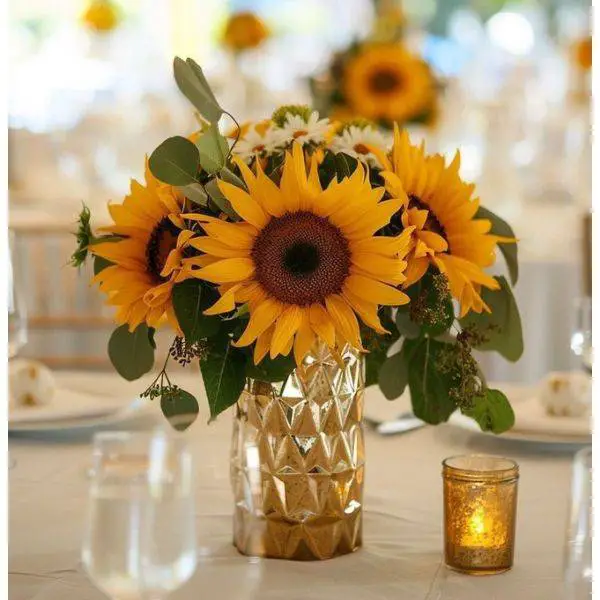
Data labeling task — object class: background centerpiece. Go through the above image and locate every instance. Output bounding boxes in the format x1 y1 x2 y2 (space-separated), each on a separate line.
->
73 57 523 560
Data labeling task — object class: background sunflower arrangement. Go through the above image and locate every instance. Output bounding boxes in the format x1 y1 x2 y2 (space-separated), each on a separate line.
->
73 57 522 434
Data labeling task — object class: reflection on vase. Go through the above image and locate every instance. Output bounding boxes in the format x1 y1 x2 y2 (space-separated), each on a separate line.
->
230 343 365 561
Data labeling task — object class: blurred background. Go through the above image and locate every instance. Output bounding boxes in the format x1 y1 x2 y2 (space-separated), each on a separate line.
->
7 0 591 381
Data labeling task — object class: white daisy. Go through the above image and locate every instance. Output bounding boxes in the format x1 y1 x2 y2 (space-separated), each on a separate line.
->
231 122 286 162
276 111 331 147
328 125 391 168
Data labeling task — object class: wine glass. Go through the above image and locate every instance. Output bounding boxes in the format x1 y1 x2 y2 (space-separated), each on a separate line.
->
8 230 28 359
564 446 592 599
82 430 197 599
570 297 592 374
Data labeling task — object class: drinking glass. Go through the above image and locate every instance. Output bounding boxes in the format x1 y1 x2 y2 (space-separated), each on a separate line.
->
8 230 28 359
564 446 592 599
571 297 592 374
82 431 197 599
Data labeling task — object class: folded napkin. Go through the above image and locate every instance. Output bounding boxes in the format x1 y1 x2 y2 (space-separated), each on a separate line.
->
9 359 56 409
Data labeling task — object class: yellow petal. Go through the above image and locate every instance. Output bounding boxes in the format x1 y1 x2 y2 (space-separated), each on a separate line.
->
342 287 388 334
189 237 249 258
204 284 241 315
345 274 410 306
308 303 336 349
293 314 315 365
192 257 255 284
325 295 363 350
403 256 430 287
217 180 269 228
254 326 274 364
270 305 303 359
235 298 284 347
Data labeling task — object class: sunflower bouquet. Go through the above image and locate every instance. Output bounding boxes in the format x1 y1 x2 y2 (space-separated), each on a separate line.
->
73 57 522 433
311 41 439 130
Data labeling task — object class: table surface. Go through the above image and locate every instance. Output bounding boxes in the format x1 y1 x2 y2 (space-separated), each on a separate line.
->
9 371 578 600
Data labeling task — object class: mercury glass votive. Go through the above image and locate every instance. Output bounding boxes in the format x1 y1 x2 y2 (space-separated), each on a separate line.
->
443 455 519 575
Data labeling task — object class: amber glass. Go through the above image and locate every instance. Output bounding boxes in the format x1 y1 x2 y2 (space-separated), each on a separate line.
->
230 343 364 561
443 455 519 575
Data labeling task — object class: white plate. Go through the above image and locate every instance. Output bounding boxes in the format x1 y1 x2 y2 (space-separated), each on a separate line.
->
8 397 154 433
9 387 130 424
448 383 591 446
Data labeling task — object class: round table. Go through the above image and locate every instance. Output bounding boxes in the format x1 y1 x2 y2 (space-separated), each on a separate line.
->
9 371 577 600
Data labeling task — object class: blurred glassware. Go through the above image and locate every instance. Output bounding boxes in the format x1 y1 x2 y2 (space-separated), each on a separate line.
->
571 297 592 374
8 230 28 359
564 446 592 599
82 430 197 600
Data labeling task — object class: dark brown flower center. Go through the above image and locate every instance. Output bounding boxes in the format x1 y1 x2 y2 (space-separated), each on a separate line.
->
369 69 403 94
146 217 179 282
252 211 351 305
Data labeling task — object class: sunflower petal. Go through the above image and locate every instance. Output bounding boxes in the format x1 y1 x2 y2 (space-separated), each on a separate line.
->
192 258 255 284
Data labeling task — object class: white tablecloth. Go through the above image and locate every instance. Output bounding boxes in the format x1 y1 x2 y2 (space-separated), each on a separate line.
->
9 372 578 600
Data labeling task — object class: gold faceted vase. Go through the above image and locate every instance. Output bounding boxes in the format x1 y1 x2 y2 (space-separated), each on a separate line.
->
230 344 365 560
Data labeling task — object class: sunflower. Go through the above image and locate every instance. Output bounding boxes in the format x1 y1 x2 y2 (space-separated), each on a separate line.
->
370 126 513 317
182 143 412 365
82 0 119 32
90 163 194 331
574 36 592 71
343 44 435 124
222 12 269 53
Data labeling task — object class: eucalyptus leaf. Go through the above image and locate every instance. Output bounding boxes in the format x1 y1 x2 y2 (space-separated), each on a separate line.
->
196 124 229 174
460 276 524 362
172 280 221 342
246 354 295 383
173 57 223 123
395 309 421 339
476 206 519 285
405 338 458 424
148 136 200 186
462 388 515 434
362 310 399 387
108 324 155 382
200 333 247 420
378 349 409 400
333 152 358 181
220 166 247 189
161 389 199 431
205 178 238 220
178 183 208 206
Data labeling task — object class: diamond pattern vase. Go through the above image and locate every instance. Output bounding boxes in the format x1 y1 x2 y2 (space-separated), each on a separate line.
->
230 343 365 560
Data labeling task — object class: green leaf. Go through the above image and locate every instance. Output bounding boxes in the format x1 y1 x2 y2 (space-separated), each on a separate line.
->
149 136 200 186
200 334 248 420
177 182 208 206
173 57 223 123
220 166 247 189
147 327 157 350
395 309 421 339
378 349 409 400
476 206 519 285
405 337 457 424
205 178 238 220
161 389 199 431
245 354 295 383
362 309 399 387
108 324 155 382
93 256 113 276
172 280 221 342
460 276 523 362
462 388 515 434
196 124 229 174
333 152 359 181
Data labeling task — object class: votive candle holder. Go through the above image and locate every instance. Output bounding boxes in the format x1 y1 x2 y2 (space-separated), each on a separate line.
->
443 455 519 575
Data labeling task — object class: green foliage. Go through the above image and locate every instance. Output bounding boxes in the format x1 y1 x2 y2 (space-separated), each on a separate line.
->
460 276 523 362
333 152 359 181
195 123 229 174
160 388 200 431
462 388 515 434
148 136 200 186
93 256 113 276
395 308 421 339
173 57 223 123
476 206 519 285
405 337 458 424
71 204 93 267
378 348 409 400
200 333 247 420
362 309 399 387
245 354 296 383
205 178 238 220
171 280 221 342
271 104 312 127
407 271 454 336
178 183 208 206
108 324 155 381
